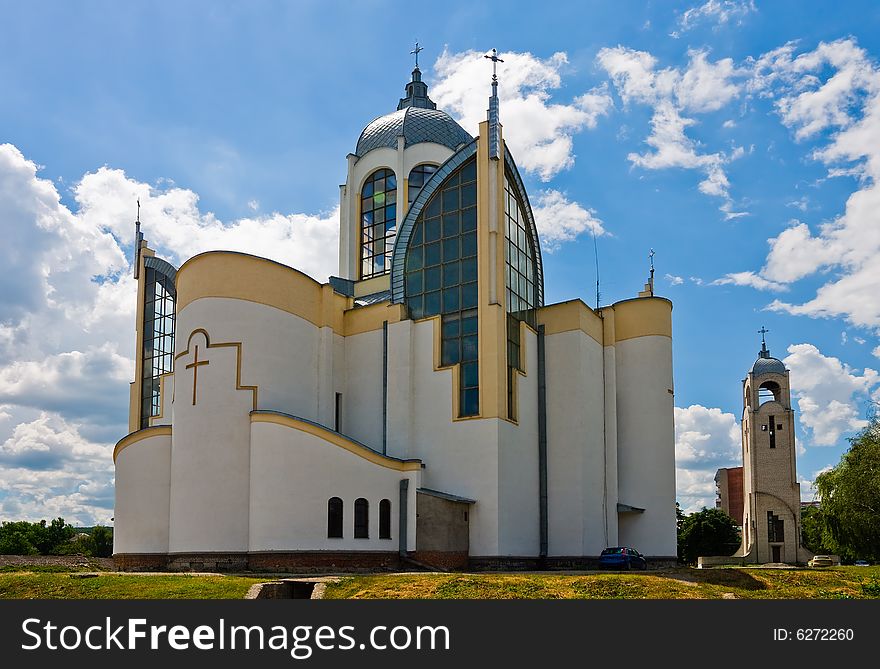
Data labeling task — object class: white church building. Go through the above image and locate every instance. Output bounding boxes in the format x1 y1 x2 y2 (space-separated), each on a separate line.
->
113 59 677 571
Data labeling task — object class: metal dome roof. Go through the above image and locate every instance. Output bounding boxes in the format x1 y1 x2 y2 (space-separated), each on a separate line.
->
751 355 786 376
355 106 473 157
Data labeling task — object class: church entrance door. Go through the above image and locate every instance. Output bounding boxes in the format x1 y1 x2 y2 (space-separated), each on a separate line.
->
771 545 781 562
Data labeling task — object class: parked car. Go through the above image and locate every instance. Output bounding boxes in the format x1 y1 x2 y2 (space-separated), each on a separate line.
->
854 560 870 566
808 555 834 567
599 546 647 570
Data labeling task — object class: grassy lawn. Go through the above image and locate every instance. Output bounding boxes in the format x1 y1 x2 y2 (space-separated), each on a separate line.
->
323 566 880 600
2 566 878 599
0 572 268 599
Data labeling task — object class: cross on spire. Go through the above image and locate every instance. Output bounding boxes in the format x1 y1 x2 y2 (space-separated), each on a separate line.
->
484 48 504 82
758 326 769 345
410 42 423 68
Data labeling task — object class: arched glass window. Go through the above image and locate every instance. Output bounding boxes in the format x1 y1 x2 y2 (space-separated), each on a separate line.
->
361 168 398 279
504 172 538 420
404 158 479 416
327 497 343 538
407 164 438 207
140 258 176 429
354 497 369 539
379 499 392 540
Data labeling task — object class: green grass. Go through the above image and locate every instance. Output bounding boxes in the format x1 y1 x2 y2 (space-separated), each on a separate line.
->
322 566 880 600
0 573 268 599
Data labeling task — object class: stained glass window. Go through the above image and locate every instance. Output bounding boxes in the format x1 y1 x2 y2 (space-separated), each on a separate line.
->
405 158 479 416
504 174 538 420
361 168 398 279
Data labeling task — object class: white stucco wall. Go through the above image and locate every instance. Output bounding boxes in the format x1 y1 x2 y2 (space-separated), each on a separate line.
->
249 420 419 551
114 433 171 554
343 329 384 450
401 317 502 556
176 297 321 423
497 327 540 556
167 328 254 553
615 334 677 556
543 329 609 556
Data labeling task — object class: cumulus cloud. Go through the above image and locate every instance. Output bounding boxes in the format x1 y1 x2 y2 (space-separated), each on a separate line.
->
675 404 742 512
711 271 788 291
672 0 757 38
531 190 605 250
0 142 340 523
597 47 748 217
783 343 879 446
431 49 612 180
748 40 880 328
665 274 684 285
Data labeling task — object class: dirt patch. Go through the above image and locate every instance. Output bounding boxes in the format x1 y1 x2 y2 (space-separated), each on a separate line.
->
0 555 115 571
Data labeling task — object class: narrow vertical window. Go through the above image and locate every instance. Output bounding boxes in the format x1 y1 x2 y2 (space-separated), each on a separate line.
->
379 499 392 540
140 259 176 428
361 168 397 279
354 498 369 539
334 392 342 432
769 414 776 448
327 497 343 538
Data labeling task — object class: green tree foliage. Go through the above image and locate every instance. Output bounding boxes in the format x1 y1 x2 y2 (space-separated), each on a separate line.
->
678 507 741 564
800 505 833 555
89 526 114 557
815 417 880 562
0 518 76 555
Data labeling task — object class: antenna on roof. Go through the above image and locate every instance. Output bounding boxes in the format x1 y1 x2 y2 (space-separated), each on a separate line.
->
133 198 144 280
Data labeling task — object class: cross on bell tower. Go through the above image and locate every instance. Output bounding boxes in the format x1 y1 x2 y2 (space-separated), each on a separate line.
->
484 48 504 160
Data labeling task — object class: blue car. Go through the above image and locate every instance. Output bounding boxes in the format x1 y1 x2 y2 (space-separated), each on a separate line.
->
599 546 648 570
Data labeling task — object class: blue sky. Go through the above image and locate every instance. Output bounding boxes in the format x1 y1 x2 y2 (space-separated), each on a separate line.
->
2 0 880 523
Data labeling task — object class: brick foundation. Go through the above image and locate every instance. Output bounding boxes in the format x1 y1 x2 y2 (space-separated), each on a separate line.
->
114 551 400 573
412 550 469 571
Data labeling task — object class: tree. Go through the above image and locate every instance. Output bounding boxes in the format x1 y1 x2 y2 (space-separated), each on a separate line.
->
89 526 114 557
800 505 833 555
814 416 880 562
678 507 741 564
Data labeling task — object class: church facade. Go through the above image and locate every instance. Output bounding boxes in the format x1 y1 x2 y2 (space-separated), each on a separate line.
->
113 63 677 571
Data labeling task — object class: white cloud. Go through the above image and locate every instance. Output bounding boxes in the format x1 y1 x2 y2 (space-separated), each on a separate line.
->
665 273 684 285
711 271 788 292
722 119 737 128
783 343 879 446
531 190 605 251
750 40 880 328
597 47 747 217
873 345 880 359
675 404 741 512
0 142 340 523
673 0 757 38
431 49 612 181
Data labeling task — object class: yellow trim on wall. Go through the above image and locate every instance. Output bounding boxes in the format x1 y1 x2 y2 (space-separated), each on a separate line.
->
538 300 603 343
353 274 391 298
174 328 259 411
606 297 672 341
344 301 405 336
250 411 423 471
129 245 153 433
176 252 348 333
148 371 173 425
113 425 172 463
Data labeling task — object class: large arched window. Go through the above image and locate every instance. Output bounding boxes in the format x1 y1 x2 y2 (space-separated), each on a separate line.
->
354 498 369 539
327 497 343 538
361 168 397 279
379 499 392 540
504 172 539 420
407 163 438 207
140 257 176 429
404 158 479 416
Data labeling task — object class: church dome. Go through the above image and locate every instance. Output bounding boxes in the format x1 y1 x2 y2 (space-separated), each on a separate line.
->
355 66 473 157
356 106 473 157
752 356 786 376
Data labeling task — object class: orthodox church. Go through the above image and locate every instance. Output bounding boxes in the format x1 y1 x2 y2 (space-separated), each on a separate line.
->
113 54 677 571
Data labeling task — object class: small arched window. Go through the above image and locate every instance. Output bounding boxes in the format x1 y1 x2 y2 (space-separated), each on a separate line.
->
327 497 343 538
361 168 398 279
758 381 781 405
354 498 369 539
408 164 438 206
379 499 392 540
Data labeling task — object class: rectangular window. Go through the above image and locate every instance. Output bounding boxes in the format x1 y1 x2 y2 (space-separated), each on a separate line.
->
769 414 776 448
335 393 342 433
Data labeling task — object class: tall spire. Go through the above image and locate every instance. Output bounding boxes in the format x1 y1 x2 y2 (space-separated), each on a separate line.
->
485 48 503 160
398 43 437 110
133 199 144 280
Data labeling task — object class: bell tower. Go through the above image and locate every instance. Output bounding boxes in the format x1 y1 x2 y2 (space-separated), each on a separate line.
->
737 329 813 564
